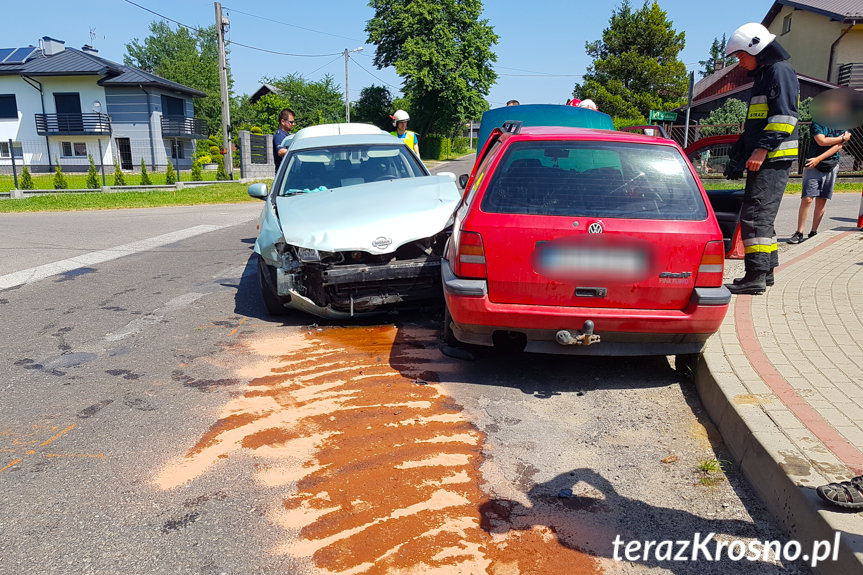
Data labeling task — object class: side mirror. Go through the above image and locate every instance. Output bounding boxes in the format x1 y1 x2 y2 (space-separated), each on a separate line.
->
458 174 470 189
247 183 268 199
437 171 457 183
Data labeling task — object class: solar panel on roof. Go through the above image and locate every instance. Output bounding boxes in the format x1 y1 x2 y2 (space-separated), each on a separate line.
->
0 48 16 63
3 47 38 64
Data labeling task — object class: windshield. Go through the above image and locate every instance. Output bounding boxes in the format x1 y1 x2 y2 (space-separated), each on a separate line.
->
480 141 707 221
278 144 426 195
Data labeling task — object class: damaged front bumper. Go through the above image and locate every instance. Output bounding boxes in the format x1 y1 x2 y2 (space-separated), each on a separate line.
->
274 256 443 318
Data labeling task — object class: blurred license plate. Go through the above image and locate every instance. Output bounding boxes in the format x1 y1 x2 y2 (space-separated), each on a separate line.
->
534 242 650 283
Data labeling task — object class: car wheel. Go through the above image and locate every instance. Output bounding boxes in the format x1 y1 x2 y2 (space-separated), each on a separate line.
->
257 256 288 316
442 305 459 346
675 353 699 381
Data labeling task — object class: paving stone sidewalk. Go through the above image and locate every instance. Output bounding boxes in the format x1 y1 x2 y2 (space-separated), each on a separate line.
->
697 229 863 575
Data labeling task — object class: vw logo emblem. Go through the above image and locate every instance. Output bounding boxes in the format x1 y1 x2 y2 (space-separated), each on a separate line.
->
372 236 392 249
588 222 603 234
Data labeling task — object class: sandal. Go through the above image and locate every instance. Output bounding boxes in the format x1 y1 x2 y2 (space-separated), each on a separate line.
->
816 476 863 509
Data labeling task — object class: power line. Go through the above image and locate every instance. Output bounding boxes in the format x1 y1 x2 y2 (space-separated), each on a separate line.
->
223 6 366 44
227 40 341 58
122 0 205 33
123 0 340 58
304 54 344 79
495 65 581 78
497 73 582 78
349 54 401 90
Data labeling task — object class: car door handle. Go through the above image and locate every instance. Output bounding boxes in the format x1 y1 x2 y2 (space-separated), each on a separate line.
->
575 287 607 298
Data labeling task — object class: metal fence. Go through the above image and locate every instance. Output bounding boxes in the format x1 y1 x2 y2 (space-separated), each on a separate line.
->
1 138 232 190
663 122 863 175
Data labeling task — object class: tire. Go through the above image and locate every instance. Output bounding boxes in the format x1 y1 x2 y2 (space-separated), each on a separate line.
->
257 256 288 316
442 305 459 346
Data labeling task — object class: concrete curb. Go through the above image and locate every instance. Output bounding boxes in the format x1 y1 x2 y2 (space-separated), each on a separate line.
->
697 326 863 574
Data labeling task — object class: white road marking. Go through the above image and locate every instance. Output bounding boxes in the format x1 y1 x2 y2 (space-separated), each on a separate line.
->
0 225 226 290
104 292 206 342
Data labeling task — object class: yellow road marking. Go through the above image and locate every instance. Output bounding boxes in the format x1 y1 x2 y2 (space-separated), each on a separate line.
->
39 424 76 447
0 458 22 473
44 453 104 458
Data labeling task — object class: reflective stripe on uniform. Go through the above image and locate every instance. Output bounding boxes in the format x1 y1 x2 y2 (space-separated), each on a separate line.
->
743 236 778 254
764 116 797 133
750 96 768 104
767 139 798 159
745 243 778 253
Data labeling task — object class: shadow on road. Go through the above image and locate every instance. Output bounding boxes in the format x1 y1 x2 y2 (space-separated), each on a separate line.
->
480 467 803 574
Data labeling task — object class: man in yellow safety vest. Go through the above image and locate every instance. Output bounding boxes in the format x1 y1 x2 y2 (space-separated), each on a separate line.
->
390 109 420 156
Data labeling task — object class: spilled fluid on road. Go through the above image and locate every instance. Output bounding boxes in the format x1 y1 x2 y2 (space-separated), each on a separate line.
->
156 325 602 575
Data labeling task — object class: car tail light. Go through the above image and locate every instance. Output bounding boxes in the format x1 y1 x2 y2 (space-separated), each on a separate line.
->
695 241 725 287
454 231 487 279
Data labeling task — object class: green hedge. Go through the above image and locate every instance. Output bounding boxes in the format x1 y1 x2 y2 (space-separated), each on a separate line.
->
421 135 451 161
451 137 471 155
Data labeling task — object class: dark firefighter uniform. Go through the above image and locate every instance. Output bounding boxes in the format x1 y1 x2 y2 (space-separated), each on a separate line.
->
727 43 799 274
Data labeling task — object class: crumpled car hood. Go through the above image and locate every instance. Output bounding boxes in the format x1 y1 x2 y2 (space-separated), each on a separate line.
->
274 175 460 254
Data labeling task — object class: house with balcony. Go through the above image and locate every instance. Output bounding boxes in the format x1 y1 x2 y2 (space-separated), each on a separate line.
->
681 0 861 123
763 0 863 86
0 36 208 174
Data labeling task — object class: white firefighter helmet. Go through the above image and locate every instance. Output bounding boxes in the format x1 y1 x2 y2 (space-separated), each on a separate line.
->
578 99 598 111
726 22 776 57
391 109 410 126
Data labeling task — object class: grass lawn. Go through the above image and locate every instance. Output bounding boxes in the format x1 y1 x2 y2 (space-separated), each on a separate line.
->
0 169 236 191
0 182 263 213
701 179 862 194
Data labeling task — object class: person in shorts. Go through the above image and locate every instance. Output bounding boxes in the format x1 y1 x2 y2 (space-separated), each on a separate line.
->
788 122 850 244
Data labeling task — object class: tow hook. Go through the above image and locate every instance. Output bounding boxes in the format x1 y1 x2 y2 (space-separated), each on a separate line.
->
556 321 601 347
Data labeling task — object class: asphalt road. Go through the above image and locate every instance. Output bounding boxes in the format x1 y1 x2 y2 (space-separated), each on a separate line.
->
0 159 836 574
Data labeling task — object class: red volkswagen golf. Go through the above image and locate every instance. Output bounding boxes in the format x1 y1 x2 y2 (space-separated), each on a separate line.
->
443 123 730 357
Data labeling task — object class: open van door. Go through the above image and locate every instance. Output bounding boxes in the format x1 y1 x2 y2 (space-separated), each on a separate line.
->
685 135 745 259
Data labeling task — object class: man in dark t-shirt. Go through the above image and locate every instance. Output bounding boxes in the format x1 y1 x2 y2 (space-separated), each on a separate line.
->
273 108 296 173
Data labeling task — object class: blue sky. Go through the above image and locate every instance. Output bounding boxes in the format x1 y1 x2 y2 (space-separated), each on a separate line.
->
5 0 767 108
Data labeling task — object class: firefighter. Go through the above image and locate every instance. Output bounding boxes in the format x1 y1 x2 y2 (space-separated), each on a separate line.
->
724 22 799 295
390 109 420 156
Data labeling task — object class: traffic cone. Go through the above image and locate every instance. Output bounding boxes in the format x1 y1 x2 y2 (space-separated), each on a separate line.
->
858 185 863 229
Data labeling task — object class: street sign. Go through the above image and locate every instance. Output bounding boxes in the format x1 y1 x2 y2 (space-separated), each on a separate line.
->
649 110 678 122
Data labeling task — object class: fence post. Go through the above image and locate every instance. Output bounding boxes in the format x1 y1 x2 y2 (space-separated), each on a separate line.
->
9 139 19 190
97 138 106 186
175 137 181 182
238 131 246 181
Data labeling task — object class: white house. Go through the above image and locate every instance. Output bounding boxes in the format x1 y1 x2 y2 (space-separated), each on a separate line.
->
0 37 208 174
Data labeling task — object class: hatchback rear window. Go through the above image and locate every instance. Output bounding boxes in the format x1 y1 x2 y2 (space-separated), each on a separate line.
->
480 141 707 220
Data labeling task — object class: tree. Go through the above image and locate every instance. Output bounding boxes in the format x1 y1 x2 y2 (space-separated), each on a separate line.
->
215 155 228 181
125 21 224 135
140 159 152 185
52 165 68 190
698 34 737 78
573 1 687 120
366 0 498 136
20 166 34 190
352 85 394 131
85 155 100 189
165 160 177 184
256 74 345 133
113 160 126 186
698 98 747 136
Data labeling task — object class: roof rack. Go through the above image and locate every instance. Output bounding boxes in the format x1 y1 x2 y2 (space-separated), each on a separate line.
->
501 120 523 135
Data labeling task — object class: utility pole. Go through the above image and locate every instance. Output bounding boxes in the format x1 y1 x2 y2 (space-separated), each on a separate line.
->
343 47 363 123
683 70 695 148
344 49 350 122
215 2 233 179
